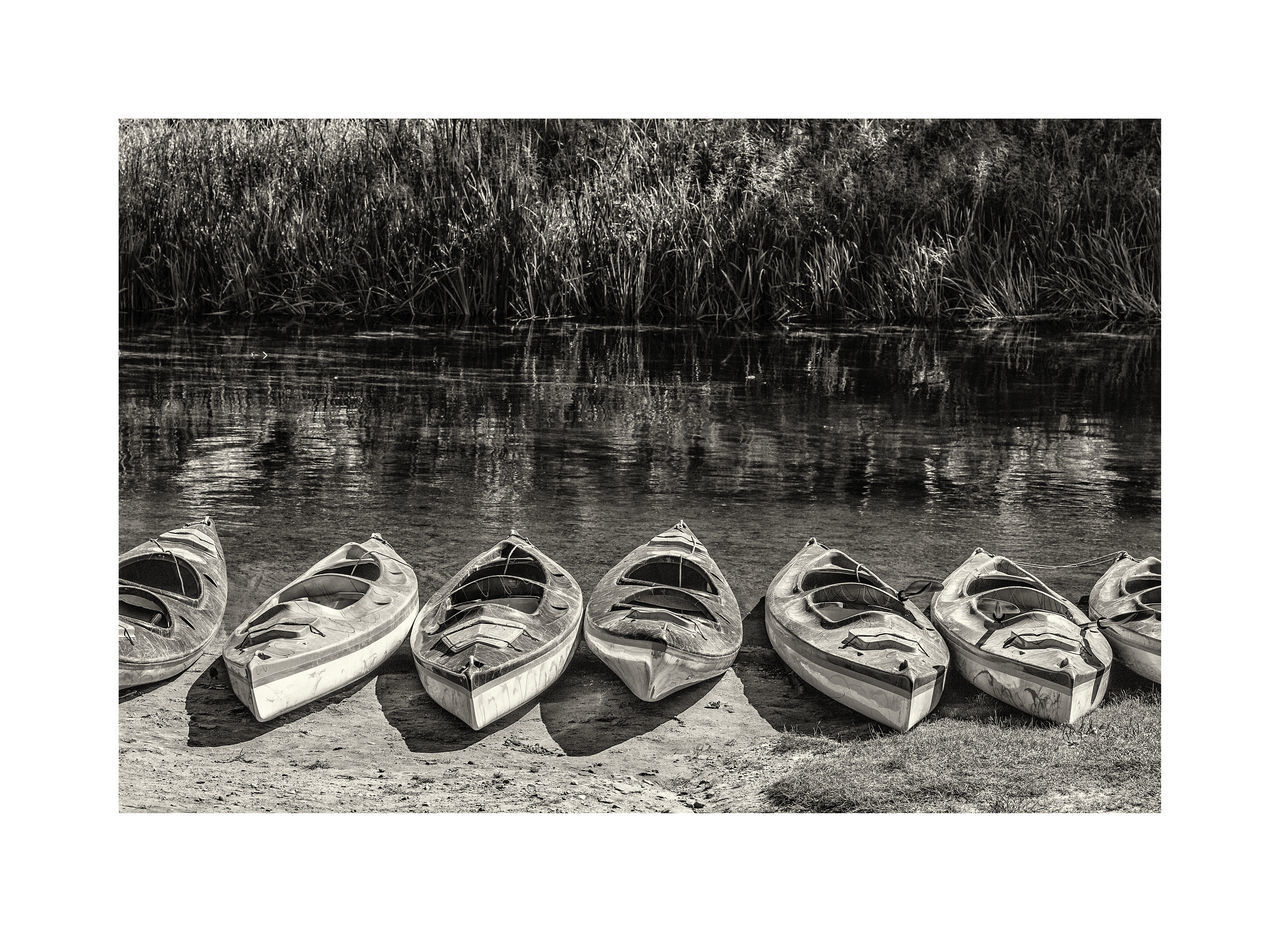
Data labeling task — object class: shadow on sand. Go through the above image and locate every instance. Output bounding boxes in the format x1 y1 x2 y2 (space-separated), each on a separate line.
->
184 656 377 747
374 645 535 753
539 650 723 756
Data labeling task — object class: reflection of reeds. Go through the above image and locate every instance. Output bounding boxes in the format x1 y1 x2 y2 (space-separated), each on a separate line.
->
119 120 1160 325
119 324 1160 515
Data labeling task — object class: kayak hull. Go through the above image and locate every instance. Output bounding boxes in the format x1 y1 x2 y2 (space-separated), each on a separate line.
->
119 518 227 689
763 539 950 731
120 647 215 690
1089 555 1162 684
415 626 580 729
931 548 1112 725
765 610 946 732
226 610 415 722
1101 627 1161 684
585 521 742 701
944 631 1110 725
412 533 583 730
223 536 419 722
585 627 733 702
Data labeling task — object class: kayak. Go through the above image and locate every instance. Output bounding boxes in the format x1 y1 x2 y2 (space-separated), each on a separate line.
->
765 538 950 731
931 548 1112 725
1089 555 1161 683
411 531 583 729
119 517 227 689
223 534 418 722
585 521 741 701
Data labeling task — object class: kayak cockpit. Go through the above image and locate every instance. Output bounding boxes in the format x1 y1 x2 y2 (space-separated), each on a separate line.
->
232 576 376 649
612 586 715 619
970 584 1076 625
805 581 905 627
1122 558 1162 606
446 574 546 620
322 557 383 581
276 573 374 610
787 550 909 628
796 548 894 593
620 556 718 594
119 587 173 630
455 543 548 584
119 554 203 600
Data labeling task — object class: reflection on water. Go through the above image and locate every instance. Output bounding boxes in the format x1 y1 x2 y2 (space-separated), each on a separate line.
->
119 322 1160 635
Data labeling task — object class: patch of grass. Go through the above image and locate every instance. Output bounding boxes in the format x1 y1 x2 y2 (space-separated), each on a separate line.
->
771 731 844 755
119 119 1160 326
763 688 1160 813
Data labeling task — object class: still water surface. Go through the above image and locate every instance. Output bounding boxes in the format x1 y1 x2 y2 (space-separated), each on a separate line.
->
119 323 1160 639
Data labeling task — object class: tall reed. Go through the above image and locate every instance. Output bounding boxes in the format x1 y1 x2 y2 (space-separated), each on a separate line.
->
119 119 1160 325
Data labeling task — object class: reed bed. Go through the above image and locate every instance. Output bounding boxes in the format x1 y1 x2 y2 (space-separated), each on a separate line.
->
119 119 1160 325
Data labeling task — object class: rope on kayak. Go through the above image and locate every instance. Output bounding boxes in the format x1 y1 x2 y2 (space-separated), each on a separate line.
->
148 537 188 598
1017 551 1130 570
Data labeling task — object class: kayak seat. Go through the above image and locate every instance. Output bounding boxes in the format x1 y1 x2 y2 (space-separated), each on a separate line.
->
448 575 546 618
612 587 715 619
973 586 1075 620
238 622 309 649
119 588 173 630
446 594 543 621
439 616 529 653
805 582 903 627
276 574 371 610
618 607 708 633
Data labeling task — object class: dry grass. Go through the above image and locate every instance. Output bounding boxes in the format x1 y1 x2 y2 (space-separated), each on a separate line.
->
759 674 1160 813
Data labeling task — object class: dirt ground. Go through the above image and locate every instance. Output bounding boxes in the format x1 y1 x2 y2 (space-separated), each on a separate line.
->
119 599 1160 813
120 639 845 813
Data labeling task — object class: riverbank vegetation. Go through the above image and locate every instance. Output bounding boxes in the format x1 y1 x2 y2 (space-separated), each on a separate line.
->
119 119 1159 325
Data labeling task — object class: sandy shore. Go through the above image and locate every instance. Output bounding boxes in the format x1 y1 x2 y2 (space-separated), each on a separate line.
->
120 599 1159 813
119 637 856 813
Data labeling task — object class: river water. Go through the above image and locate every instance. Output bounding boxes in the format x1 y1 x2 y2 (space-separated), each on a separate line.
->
119 322 1160 640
